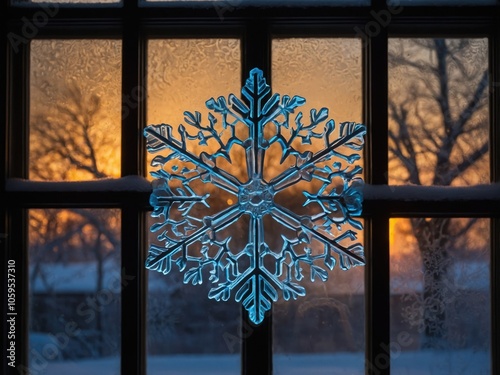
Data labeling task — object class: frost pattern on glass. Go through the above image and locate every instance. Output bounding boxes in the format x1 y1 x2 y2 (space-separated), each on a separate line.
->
273 38 362 130
145 68 365 325
390 218 490 373
29 209 121 372
147 39 240 130
29 39 122 181
388 38 489 186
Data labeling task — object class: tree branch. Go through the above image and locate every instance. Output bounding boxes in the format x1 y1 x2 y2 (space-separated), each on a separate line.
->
442 141 488 184
455 70 489 131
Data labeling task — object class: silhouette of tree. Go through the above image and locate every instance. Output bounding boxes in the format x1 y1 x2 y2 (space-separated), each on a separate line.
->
30 82 117 180
29 82 120 358
389 38 489 348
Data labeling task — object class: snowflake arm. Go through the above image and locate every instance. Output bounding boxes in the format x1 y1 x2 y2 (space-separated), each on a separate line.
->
270 121 366 193
145 125 240 195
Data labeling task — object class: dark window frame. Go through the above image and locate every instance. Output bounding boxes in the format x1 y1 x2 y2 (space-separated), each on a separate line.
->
1 1 499 375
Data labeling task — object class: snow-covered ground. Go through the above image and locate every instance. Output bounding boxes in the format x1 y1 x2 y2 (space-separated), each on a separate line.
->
28 350 489 375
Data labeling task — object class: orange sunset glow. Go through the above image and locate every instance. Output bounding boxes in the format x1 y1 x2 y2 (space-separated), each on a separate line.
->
29 39 122 181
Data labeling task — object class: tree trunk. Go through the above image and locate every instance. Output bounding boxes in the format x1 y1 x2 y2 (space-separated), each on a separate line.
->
95 233 105 356
411 218 452 349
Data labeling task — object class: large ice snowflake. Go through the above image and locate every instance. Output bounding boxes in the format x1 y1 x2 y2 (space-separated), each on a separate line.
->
145 68 365 325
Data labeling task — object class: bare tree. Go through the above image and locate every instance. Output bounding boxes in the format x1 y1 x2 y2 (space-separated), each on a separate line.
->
389 38 489 348
29 82 121 358
30 82 117 180
29 81 120 265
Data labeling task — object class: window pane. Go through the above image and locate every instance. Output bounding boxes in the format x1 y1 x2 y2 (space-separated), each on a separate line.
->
147 38 240 179
13 0 120 5
272 38 364 374
273 38 362 127
29 40 122 180
29 209 121 375
273 242 365 375
147 39 240 126
390 218 490 375
148 270 241 375
146 38 241 374
147 216 241 374
388 38 489 186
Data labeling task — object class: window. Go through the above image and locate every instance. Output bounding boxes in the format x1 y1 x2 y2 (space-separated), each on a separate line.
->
2 1 499 375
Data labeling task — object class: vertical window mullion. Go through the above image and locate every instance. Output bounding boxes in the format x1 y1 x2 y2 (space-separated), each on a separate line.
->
364 0 390 374
1 5 8 372
122 5 145 177
241 19 273 375
0 0 6 185
8 30 29 180
5 208 28 375
490 22 500 375
121 2 146 375
121 205 146 375
493 218 500 375
4 32 30 375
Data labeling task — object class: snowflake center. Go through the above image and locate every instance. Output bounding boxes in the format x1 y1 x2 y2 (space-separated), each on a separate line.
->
238 180 274 218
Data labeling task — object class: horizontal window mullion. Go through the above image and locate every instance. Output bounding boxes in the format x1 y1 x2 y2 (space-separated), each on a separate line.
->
363 185 500 216
4 191 150 208
364 202 499 217
6 192 497 215
5 5 499 25
364 184 500 201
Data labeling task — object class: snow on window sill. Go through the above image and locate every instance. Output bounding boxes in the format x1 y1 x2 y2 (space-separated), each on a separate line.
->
6 176 152 193
363 183 500 202
6 178 499 201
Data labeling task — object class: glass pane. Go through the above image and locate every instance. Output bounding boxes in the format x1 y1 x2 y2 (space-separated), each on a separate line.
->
148 270 241 375
146 38 241 374
13 0 120 5
273 245 365 375
388 38 489 186
272 38 364 374
147 38 240 179
29 40 122 180
390 218 490 375
273 38 362 127
29 209 121 375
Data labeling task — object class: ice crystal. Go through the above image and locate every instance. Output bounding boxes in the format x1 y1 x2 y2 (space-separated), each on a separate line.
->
145 68 365 325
